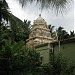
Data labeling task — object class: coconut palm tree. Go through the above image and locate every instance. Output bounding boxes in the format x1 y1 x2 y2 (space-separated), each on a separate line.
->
70 31 75 37
56 26 69 51
56 26 69 40
48 24 55 37
56 26 64 40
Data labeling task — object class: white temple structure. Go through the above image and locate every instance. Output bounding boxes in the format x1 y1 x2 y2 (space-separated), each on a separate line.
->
27 14 54 47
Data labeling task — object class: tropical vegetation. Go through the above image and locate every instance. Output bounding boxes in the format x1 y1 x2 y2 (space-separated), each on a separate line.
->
0 0 75 75
48 25 75 40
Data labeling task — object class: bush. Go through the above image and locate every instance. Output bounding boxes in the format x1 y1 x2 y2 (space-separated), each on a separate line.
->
42 53 75 75
0 40 42 75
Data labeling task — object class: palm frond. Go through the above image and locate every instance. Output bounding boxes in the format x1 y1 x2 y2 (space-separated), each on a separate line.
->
17 0 72 12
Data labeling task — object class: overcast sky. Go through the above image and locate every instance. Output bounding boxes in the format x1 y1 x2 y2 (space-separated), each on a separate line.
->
6 0 75 33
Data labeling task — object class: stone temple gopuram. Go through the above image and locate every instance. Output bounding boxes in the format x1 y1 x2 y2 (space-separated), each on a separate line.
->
27 14 54 47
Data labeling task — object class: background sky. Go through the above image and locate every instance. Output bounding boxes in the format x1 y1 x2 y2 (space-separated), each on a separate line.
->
6 0 75 33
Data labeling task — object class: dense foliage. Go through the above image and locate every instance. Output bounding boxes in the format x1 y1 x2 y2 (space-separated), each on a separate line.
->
0 40 42 75
0 0 31 44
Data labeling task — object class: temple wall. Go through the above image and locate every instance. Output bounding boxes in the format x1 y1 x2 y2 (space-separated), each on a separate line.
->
35 41 75 64
54 42 75 62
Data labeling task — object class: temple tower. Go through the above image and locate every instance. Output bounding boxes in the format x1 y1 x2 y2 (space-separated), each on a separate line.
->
27 14 53 47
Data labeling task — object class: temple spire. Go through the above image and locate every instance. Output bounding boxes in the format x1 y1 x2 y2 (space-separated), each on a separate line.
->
39 14 41 17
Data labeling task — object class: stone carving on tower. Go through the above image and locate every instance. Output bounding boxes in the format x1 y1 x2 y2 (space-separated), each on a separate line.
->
27 14 54 47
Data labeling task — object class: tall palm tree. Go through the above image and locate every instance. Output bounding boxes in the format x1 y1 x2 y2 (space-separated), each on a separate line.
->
56 26 69 40
56 26 64 40
48 24 55 37
56 26 68 51
70 31 75 37
23 20 31 32
56 26 63 51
